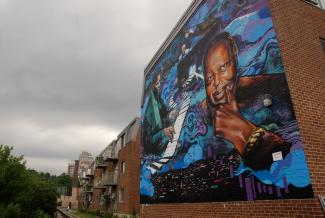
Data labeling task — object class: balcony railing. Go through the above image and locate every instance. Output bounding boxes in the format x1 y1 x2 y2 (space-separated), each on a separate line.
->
86 169 94 177
102 172 118 186
84 186 93 192
94 179 105 189
95 156 108 168
103 150 119 162
84 180 93 186
96 161 107 168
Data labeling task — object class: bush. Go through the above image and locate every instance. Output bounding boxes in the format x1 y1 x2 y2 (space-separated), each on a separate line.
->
0 145 57 218
103 212 113 218
33 209 51 218
0 203 21 218
131 209 138 218
78 208 86 213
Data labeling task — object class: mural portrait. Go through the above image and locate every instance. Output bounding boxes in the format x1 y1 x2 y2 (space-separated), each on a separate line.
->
140 0 314 203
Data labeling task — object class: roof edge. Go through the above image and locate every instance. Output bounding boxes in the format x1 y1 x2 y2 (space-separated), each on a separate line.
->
117 117 140 139
144 0 205 76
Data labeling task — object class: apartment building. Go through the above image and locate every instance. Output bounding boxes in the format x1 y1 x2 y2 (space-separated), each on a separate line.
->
67 162 75 178
78 151 93 179
115 119 140 215
80 117 140 216
80 162 95 208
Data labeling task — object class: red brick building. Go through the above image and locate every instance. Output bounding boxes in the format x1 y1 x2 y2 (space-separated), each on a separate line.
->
80 118 140 216
116 118 141 215
140 0 325 217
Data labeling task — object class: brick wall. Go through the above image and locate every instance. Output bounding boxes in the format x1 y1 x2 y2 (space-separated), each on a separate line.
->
72 160 79 187
270 0 325 196
116 127 140 215
140 0 325 217
92 168 103 209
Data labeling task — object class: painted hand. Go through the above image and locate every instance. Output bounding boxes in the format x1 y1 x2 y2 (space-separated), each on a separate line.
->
163 126 175 141
213 88 255 154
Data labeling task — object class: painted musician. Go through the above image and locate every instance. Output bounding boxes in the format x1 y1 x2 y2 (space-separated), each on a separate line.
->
143 74 176 155
203 32 291 171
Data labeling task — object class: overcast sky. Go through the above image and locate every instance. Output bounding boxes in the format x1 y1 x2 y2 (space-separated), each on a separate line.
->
0 0 191 175
314 0 325 7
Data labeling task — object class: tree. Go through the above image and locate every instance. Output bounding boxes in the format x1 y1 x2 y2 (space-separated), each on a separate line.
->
19 172 58 217
56 173 72 196
0 145 28 205
0 145 58 218
0 203 21 218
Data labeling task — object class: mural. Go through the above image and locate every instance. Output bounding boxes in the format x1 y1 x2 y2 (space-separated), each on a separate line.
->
140 0 314 203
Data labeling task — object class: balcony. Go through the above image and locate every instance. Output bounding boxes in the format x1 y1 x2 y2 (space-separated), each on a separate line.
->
94 179 106 189
104 155 118 162
95 156 108 168
80 180 88 186
96 161 107 168
102 172 118 186
86 169 94 177
85 187 93 193
103 152 119 162
85 181 93 186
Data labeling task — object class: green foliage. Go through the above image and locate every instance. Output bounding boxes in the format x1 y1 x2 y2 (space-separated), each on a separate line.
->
21 174 58 216
56 173 72 195
28 170 72 196
33 209 51 218
102 211 113 218
0 145 58 218
131 208 138 218
78 208 86 213
0 203 21 218
74 209 98 218
0 145 27 205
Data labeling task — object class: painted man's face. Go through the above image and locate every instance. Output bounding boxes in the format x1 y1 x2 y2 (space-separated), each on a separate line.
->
204 42 236 107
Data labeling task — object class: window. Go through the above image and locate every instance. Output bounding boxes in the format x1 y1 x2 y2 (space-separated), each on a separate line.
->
119 188 124 203
117 133 125 149
121 161 126 174
120 133 125 148
320 37 325 53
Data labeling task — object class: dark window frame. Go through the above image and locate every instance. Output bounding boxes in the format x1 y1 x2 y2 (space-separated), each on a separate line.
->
320 37 325 53
120 161 126 174
119 187 124 203
120 133 125 148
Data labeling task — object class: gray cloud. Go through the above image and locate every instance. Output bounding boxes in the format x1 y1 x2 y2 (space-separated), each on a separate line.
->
0 0 191 174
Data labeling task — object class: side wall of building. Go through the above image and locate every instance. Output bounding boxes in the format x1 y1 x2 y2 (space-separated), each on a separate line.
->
140 0 325 217
116 126 140 215
92 168 103 210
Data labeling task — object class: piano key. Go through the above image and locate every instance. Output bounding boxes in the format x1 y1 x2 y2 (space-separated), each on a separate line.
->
146 166 157 174
152 162 164 169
